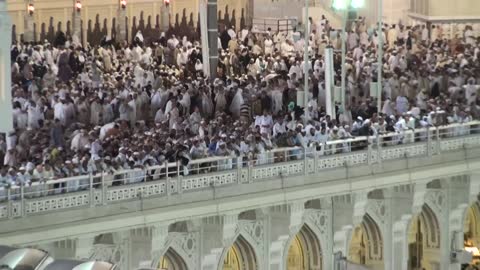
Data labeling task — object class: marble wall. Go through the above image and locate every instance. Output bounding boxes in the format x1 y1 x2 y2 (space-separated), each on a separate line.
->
5 0 250 44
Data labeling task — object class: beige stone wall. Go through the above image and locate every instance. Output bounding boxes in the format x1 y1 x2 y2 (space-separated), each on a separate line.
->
428 0 480 18
6 0 248 42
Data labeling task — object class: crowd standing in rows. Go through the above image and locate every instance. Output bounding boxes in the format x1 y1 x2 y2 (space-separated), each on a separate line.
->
1 15 480 194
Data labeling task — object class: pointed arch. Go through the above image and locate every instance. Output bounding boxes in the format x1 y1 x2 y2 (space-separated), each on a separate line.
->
220 234 257 270
285 224 322 270
159 247 188 270
464 202 480 255
420 204 440 248
348 214 383 269
407 203 441 270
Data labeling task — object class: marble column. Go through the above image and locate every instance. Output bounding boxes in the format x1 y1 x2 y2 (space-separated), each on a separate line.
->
23 1 34 42
0 0 14 134
72 9 81 45
207 0 218 79
160 2 170 33
117 7 127 42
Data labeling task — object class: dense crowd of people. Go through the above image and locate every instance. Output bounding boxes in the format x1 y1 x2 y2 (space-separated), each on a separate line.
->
0 15 479 195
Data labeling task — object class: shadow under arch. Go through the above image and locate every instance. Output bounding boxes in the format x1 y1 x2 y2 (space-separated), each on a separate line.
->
348 214 383 270
158 247 188 270
286 224 322 270
408 204 441 270
221 234 257 270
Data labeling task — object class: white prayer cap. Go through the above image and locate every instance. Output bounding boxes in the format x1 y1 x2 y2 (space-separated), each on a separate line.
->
26 162 35 171
357 116 363 121
19 166 26 171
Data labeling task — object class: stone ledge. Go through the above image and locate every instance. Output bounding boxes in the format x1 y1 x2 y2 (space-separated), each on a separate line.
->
1 148 480 245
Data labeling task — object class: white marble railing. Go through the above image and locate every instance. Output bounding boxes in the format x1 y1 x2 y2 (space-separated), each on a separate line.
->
1 121 480 219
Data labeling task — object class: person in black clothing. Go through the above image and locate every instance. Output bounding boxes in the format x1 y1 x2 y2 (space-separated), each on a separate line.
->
260 91 272 112
220 30 231 50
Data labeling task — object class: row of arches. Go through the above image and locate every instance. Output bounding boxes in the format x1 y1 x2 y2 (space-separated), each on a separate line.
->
153 202 480 270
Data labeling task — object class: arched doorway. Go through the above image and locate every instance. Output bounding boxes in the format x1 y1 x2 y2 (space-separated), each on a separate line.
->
464 203 480 265
158 248 188 270
348 214 383 270
286 224 322 270
223 235 257 270
407 205 441 270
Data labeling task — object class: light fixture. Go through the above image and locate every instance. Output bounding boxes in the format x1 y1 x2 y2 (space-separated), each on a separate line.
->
120 0 127 9
27 3 35 16
332 0 347 10
75 0 82 12
350 0 365 8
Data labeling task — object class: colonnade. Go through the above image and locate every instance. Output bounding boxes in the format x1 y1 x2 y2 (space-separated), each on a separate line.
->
27 174 480 270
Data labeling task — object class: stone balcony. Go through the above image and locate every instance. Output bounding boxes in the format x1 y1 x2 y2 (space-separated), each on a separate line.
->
2 123 480 245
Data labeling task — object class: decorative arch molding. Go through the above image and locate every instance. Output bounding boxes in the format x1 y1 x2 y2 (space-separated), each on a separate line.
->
203 220 264 270
413 185 446 230
347 213 384 264
159 247 189 270
270 209 330 270
451 201 480 250
151 231 199 270
282 223 323 270
217 231 260 270
398 203 442 270
353 190 388 236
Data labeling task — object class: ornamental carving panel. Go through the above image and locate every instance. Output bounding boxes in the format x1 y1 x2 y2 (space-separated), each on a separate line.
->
0 204 7 219
166 232 199 267
304 209 329 235
366 199 387 225
238 220 264 259
25 192 90 214
424 190 446 215
381 144 427 160
464 136 480 147
317 152 368 170
252 161 304 180
181 171 237 191
106 182 166 202
440 138 465 152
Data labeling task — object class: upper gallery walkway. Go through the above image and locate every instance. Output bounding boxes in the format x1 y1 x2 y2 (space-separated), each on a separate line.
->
2 122 480 245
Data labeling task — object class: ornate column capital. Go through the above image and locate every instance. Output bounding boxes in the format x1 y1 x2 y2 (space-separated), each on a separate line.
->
150 223 170 261
289 200 305 234
352 191 369 226
222 213 239 246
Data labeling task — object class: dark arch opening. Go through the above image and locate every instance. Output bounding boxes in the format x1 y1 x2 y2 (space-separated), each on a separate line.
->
287 224 322 269
348 214 383 268
159 247 188 270
223 234 257 270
